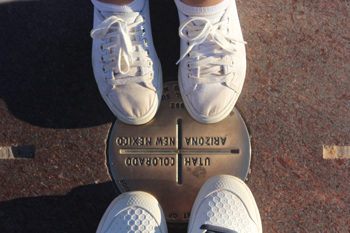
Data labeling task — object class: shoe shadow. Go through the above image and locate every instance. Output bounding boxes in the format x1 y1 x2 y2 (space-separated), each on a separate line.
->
0 0 179 129
0 182 118 233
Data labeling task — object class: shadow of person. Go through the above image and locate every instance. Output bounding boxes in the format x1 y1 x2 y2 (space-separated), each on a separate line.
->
0 182 118 233
0 0 179 129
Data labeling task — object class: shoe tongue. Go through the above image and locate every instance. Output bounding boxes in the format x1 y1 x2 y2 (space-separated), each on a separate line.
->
101 11 141 24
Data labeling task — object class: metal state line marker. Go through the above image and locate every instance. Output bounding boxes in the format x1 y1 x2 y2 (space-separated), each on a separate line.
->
119 118 240 185
108 81 251 224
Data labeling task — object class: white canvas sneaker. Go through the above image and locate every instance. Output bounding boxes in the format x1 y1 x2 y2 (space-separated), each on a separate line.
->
91 0 162 125
96 191 168 233
188 175 262 233
176 0 246 124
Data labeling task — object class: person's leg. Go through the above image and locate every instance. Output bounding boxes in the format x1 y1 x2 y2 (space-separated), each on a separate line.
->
98 0 134 5
96 191 168 233
182 0 223 7
175 0 247 124
90 0 163 125
188 175 262 233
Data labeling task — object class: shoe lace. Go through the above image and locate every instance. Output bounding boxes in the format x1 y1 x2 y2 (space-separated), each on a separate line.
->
176 17 246 85
200 224 238 233
91 14 154 90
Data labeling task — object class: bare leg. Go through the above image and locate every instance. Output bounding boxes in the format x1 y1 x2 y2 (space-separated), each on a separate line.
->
98 0 134 5
181 0 223 7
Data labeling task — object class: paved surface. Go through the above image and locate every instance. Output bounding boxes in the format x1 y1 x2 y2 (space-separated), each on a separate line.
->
0 0 349 232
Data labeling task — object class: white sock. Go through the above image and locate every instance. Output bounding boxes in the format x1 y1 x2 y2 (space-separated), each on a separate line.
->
91 0 145 13
174 0 231 16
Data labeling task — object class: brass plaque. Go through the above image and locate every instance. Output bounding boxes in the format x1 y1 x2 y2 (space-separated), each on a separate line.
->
108 81 251 223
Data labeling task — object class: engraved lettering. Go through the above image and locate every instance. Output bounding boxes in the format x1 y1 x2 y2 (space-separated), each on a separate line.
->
169 137 175 145
192 158 198 166
168 213 178 219
175 92 180 98
159 157 163 166
126 157 132 166
117 137 123 146
192 137 197 145
116 137 152 146
139 137 144 146
146 158 151 166
205 137 210 145
183 213 190 219
139 157 145 166
163 86 169 92
173 85 179 91
132 158 138 166
171 103 175 108
152 158 158 166
161 93 170 100
199 137 204 145
156 137 163 145
214 137 219 145
183 157 210 166
171 158 175 165
164 158 169 166
164 137 168 145
185 137 190 145
119 178 131 191
221 137 226 145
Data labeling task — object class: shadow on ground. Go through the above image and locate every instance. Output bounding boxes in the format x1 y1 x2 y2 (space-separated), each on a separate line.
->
0 181 188 233
0 182 118 233
0 0 179 129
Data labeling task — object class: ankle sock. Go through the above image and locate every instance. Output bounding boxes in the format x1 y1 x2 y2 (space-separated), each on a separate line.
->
91 0 145 13
174 0 231 16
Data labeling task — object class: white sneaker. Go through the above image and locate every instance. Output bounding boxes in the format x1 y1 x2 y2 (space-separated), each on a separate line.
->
91 0 162 125
176 0 246 124
188 175 262 233
96 191 168 233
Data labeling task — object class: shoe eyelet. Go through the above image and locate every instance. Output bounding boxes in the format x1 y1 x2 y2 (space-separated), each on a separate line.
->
230 60 234 67
185 30 189 36
149 71 153 77
101 55 104 62
143 38 148 47
142 16 146 23
100 44 104 52
142 27 146 36
105 76 108 80
148 60 153 67
102 66 107 73
187 63 191 70
187 53 190 58
227 28 230 34
145 49 150 56
187 41 190 46
188 73 191 78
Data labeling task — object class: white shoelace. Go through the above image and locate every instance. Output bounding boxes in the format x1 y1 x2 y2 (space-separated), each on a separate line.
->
177 17 246 85
91 14 154 91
